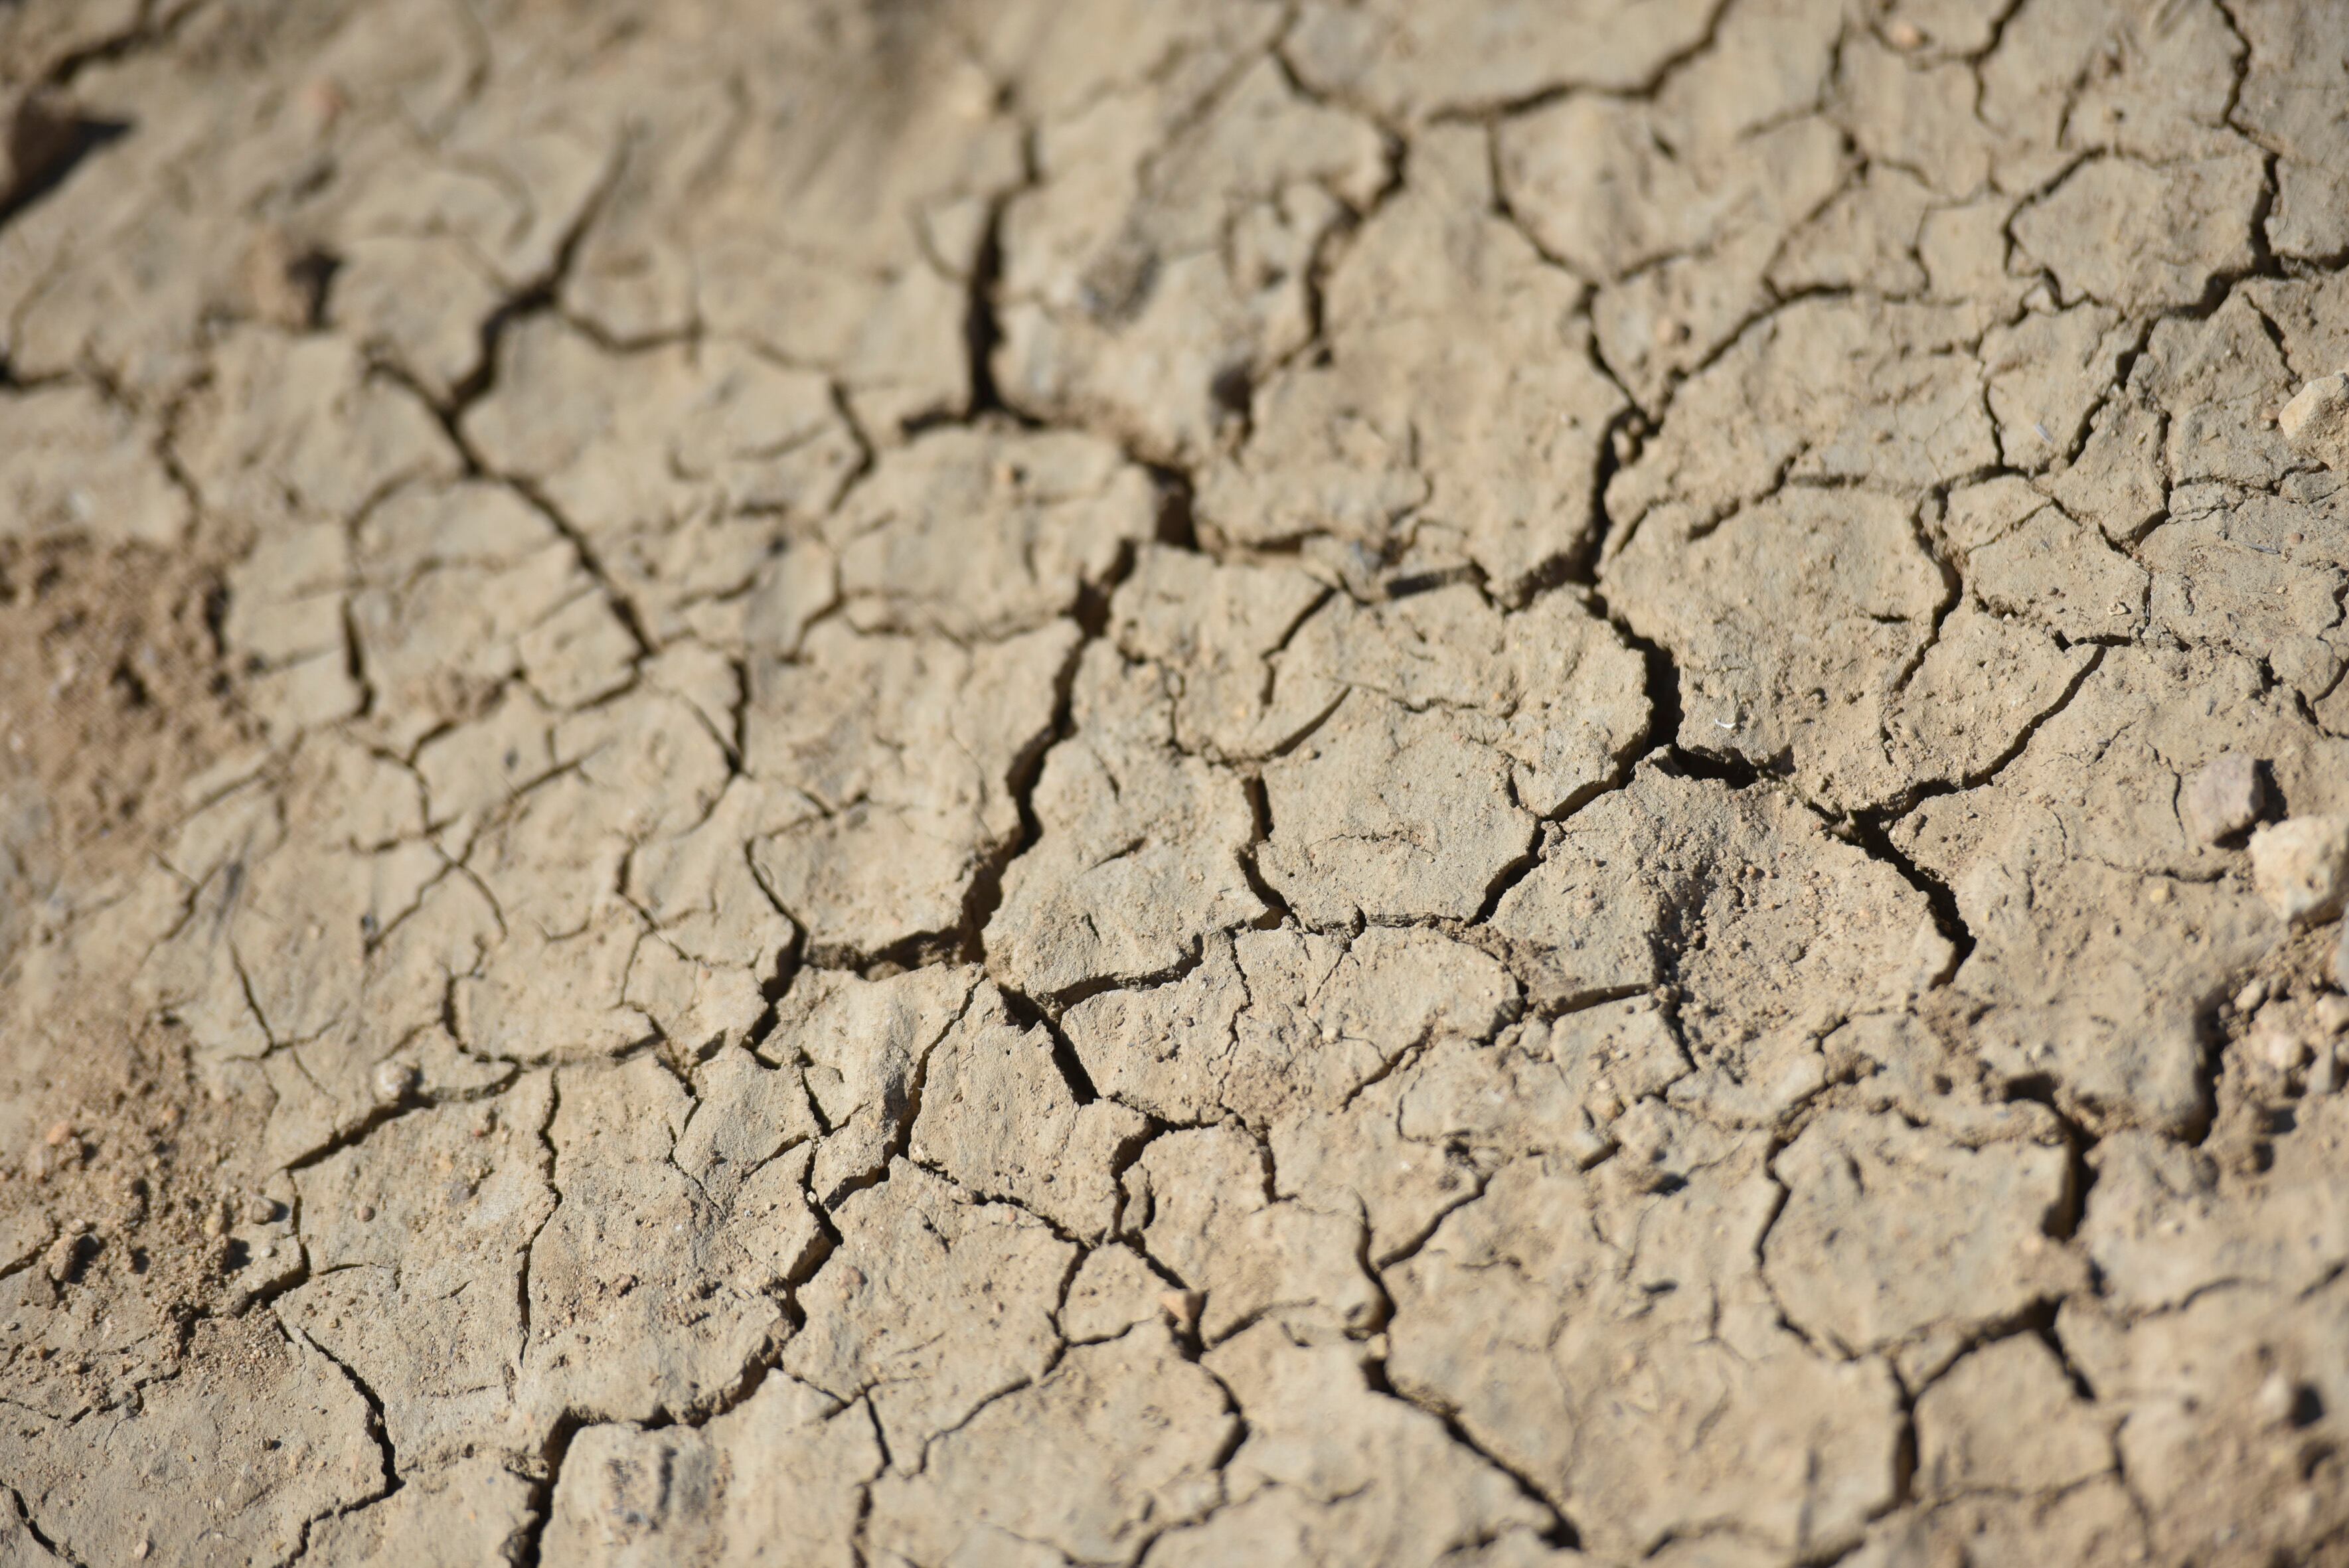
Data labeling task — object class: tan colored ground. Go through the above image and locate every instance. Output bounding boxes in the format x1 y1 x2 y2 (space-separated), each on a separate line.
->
4 1 2349 1564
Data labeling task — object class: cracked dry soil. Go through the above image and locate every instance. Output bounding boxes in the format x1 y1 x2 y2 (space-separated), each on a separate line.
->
5 0 2349 1564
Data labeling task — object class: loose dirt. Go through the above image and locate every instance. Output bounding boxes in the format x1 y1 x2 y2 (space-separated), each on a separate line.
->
4 1 2349 1565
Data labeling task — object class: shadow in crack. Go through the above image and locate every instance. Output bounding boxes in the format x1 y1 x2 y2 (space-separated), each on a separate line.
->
0 92 128 231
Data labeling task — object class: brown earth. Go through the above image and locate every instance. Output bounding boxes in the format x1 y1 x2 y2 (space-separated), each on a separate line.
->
4 1 2349 1565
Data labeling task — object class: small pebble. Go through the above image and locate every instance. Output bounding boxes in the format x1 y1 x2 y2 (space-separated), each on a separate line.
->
2181 753 2265 845
1885 19 1925 48
1158 1289 1204 1334
2249 816 2349 926
2235 978 2270 1014
2257 1026 2309 1073
2279 371 2349 475
42 1121 71 1148
372 1059 419 1107
2255 1372 2294 1423
2307 1048 2341 1096
2318 996 2349 1036
356 1204 376 1221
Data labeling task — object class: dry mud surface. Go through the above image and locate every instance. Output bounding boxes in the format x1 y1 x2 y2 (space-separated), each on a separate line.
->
5 1 2349 1564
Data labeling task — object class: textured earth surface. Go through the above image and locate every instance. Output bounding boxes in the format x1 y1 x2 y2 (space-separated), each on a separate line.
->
5 0 2349 1564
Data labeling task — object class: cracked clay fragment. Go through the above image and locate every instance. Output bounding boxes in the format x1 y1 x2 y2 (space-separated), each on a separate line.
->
1064 922 1513 1131
281 1076 556 1468
1259 692 1534 927
1124 1123 1380 1344
1387 1144 1901 1560
303 1457 536 1568
769 963 980 1203
1619 485 2101 815
829 426 1159 641
748 619 1076 961
1493 764 1943 1042
1198 126 1628 594
1763 1106 2085 1366
986 642 1265 997
864 1323 1233 1566
780 1158 1072 1466
518 1056 809 1437
2011 150 2265 316
908 982 1145 1241
2 1317 380 1568
541 1377 880 1568
0 384 189 546
1147 1321 1554 1565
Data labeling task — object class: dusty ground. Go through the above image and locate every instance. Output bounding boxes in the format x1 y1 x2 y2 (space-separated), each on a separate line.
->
3 0 2349 1563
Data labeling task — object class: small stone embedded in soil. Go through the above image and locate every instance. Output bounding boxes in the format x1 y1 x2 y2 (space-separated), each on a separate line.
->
369 1058 418 1105
2250 815 2349 926
2183 752 2267 844
2256 1021 2310 1073
2280 371 2349 473
2312 1048 2345 1095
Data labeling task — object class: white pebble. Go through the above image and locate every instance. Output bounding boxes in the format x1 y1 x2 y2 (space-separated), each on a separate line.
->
2306 1048 2342 1096
372 1059 419 1106
2249 816 2349 927
2257 1026 2309 1073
